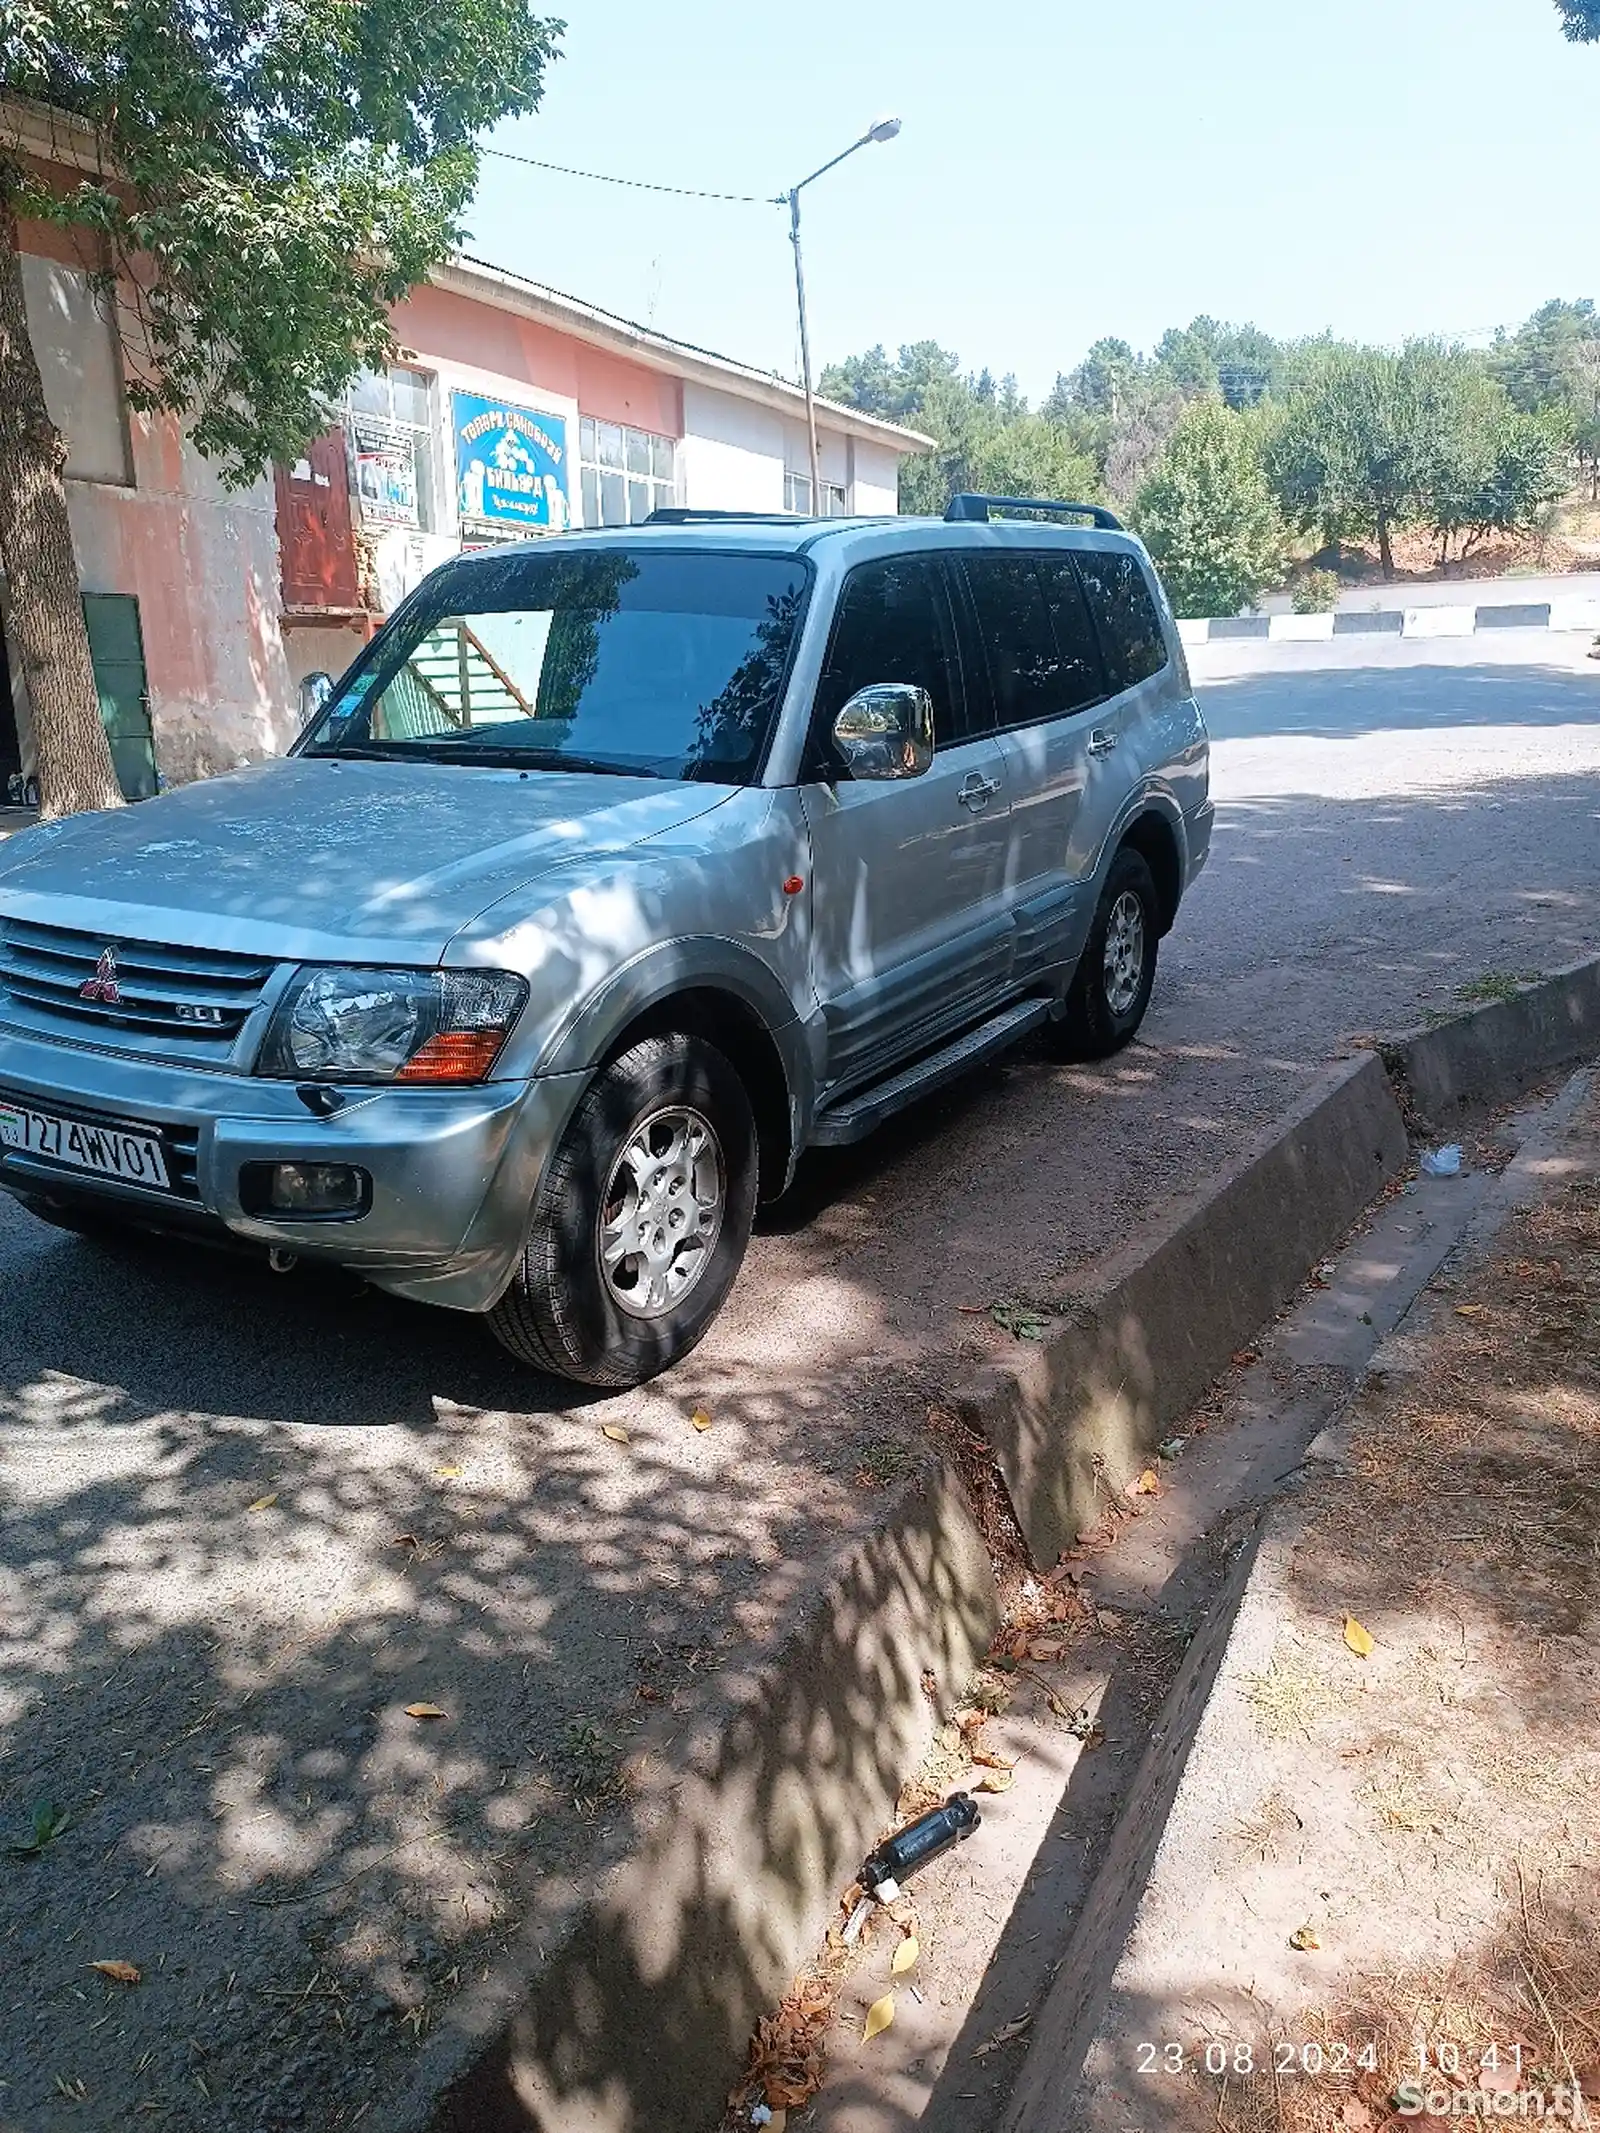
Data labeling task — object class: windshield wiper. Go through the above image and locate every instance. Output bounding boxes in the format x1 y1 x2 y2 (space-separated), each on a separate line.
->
407 743 669 778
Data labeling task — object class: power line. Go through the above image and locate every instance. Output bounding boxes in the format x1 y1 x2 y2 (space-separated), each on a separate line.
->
480 144 778 206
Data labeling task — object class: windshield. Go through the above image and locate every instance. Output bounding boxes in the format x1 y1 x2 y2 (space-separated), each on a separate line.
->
301 548 810 783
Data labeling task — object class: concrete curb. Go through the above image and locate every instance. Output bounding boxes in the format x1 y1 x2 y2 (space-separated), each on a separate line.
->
1382 954 1600 1129
1176 596 1600 645
960 1053 1408 1568
383 1459 1000 2133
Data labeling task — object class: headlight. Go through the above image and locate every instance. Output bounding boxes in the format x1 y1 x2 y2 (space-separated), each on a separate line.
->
258 968 528 1084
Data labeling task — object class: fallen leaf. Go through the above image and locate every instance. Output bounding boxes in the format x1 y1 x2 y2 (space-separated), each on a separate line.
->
1339 2099 1374 2128
976 1768 1014 1794
974 2013 1033 2059
404 1702 447 1721
247 1492 278 1513
1343 1615 1376 1659
1096 1609 1124 1633
891 1935 919 1976
1455 1303 1488 1317
862 1994 895 2042
9 1800 70 1857
1134 1469 1159 1495
969 1745 1015 1770
690 1406 713 1432
1027 1638 1063 1662
1289 1924 1321 1951
89 1960 141 1984
601 1424 630 1444
434 1465 463 1480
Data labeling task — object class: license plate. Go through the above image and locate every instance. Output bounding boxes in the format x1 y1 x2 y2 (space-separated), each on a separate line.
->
0 1100 170 1190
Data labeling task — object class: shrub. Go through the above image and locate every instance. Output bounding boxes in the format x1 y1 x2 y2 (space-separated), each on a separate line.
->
1291 569 1342 613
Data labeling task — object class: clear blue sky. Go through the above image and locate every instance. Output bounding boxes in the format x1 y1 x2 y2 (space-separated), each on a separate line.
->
465 0 1598 404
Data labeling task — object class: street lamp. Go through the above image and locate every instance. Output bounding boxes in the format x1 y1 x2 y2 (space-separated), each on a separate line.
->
781 117 902 512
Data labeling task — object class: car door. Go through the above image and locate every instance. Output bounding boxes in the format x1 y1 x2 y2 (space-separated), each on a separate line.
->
1059 546 1174 883
800 553 1014 1095
958 549 1111 980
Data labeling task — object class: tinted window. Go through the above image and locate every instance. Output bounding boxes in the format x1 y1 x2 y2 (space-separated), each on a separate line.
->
814 558 964 754
1074 549 1168 690
965 554 1106 728
302 550 808 784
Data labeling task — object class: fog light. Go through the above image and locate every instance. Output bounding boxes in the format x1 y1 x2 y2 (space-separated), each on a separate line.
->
263 1162 366 1215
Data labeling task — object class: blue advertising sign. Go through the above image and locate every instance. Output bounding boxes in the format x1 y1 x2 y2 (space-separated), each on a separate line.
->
451 391 571 532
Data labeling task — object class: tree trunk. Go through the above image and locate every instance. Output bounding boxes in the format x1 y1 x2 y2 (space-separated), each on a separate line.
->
0 202 124 819
1377 513 1395 581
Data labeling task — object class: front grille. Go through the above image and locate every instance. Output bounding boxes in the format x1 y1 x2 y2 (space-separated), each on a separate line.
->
0 1085 203 1201
0 919 275 1056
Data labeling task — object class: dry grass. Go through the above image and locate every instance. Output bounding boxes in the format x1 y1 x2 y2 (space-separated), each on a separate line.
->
1246 1639 1334 1743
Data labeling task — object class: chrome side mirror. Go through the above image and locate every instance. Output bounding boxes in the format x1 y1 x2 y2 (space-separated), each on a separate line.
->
831 683 934 780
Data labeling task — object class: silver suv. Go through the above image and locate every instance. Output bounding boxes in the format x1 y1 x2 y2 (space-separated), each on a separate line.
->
0 497 1210 1386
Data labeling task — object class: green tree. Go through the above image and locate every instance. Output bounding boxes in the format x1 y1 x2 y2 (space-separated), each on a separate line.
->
1267 345 1454 578
1134 398 1284 619
1491 299 1600 498
1556 1 1599 35
0 0 561 816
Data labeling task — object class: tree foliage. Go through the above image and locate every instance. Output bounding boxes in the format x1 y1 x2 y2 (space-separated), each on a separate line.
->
1133 399 1284 619
1556 0 1599 37
1 0 564 484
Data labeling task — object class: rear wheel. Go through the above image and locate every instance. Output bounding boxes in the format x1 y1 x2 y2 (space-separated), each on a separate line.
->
1048 847 1160 1060
489 1033 758 1387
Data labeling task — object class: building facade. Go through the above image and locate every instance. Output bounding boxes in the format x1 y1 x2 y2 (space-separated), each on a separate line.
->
1 101 929 796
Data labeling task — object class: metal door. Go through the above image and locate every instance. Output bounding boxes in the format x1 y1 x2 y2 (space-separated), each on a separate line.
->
82 594 158 801
275 428 359 611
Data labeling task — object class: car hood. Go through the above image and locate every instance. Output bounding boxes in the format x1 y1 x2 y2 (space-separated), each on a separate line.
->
0 757 735 964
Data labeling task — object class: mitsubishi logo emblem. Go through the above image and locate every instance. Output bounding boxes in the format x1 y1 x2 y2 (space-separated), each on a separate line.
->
80 947 122 1005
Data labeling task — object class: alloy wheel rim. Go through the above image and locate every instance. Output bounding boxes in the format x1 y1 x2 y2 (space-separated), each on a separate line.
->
1103 890 1146 1017
599 1105 726 1319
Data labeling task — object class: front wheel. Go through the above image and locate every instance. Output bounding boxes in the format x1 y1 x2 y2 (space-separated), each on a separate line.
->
488 1033 758 1387
1048 847 1160 1060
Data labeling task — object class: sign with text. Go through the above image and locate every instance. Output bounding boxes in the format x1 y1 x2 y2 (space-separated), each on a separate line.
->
451 392 570 533
347 412 421 528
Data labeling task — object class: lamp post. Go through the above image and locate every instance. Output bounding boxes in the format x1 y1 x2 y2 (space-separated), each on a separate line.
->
782 117 901 512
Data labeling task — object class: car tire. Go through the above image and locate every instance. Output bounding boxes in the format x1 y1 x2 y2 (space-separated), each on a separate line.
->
1049 847 1160 1061
488 1033 758 1388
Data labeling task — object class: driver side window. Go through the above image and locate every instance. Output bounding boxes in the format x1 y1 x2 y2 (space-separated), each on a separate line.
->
811 558 964 773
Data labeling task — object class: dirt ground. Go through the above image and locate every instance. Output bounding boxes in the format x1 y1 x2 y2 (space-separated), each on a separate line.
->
1156 1087 1600 2131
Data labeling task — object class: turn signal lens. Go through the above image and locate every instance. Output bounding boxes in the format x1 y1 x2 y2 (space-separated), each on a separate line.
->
395 1030 507 1084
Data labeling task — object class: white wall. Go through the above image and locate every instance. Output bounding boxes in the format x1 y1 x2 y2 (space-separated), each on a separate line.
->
679 384 786 512
851 438 901 517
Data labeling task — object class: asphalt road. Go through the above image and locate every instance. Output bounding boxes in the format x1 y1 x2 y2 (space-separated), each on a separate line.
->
2 632 1597 2133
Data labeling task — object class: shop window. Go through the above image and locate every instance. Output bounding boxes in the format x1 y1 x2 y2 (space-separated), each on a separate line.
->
579 417 678 526
343 366 438 531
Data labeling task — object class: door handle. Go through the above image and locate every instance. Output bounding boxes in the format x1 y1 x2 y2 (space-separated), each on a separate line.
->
1086 728 1118 757
957 771 1000 810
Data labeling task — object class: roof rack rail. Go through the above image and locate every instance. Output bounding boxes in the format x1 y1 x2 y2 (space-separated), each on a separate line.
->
944 493 1123 531
644 507 799 525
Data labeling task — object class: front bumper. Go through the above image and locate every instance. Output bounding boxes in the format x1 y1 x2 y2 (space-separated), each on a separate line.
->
0 1027 588 1311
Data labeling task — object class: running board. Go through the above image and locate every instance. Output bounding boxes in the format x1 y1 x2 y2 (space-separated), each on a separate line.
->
808 998 1053 1148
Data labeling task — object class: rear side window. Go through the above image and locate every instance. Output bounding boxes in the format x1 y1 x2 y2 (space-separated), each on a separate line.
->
1074 548 1168 690
961 555 1106 730
814 558 966 754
